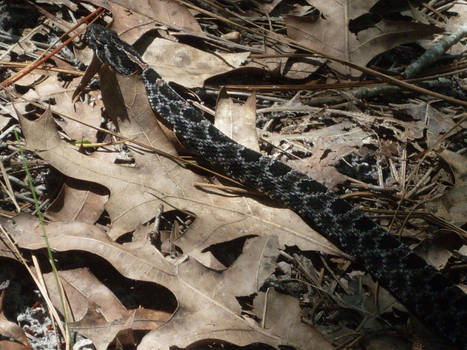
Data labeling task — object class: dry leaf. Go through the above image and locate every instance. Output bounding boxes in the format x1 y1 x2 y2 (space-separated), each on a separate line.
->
19 69 342 266
252 288 326 349
262 121 371 188
0 237 17 260
44 268 171 349
393 102 457 145
0 116 10 130
1 214 332 349
427 150 467 227
143 39 249 88
0 341 31 350
88 0 202 41
285 1 442 75
215 90 259 152
46 177 108 224
8 75 102 142
43 268 129 323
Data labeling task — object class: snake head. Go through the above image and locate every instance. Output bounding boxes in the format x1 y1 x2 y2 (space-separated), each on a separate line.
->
85 24 145 75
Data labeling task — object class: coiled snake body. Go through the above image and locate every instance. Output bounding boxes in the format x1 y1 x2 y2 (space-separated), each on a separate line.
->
86 24 466 348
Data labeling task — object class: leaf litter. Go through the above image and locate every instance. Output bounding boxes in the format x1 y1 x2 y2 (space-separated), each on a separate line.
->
0 1 466 350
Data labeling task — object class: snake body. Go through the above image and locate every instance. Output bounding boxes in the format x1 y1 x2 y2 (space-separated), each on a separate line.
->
86 24 466 348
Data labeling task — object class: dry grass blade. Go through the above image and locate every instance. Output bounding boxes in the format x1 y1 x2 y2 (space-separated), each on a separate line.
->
0 226 67 339
0 159 20 213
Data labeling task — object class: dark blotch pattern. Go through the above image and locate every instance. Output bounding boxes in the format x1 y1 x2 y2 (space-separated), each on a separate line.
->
268 161 291 177
297 178 327 194
239 148 262 163
330 199 352 215
353 216 374 232
87 24 467 349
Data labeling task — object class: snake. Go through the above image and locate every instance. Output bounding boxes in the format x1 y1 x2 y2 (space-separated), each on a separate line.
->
85 24 466 348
